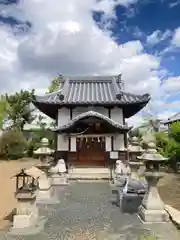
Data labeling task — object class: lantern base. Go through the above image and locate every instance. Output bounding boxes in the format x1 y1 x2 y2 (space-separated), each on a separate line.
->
138 205 169 223
37 187 52 199
51 174 69 186
8 216 47 236
36 187 60 204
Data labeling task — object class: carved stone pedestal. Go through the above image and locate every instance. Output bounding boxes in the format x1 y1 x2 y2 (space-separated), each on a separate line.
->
9 192 46 235
51 173 69 186
36 175 59 204
14 192 38 228
138 173 169 223
37 186 53 200
37 163 52 184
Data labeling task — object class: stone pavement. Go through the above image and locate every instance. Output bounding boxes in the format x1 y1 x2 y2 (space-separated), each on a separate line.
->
0 182 180 240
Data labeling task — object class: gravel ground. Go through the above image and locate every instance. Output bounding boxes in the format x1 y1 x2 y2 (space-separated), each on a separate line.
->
0 182 179 240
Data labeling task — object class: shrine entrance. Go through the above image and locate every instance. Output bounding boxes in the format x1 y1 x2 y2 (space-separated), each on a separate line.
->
76 137 105 167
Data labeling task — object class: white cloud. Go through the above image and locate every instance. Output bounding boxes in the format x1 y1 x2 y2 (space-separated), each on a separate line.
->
172 27 180 47
0 0 179 127
169 1 180 8
159 27 180 56
92 0 138 16
163 76 180 93
146 29 172 45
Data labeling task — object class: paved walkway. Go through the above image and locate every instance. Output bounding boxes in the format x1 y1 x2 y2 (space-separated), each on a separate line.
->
0 182 180 239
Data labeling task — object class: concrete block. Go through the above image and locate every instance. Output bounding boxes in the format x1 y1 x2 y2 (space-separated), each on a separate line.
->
51 174 69 186
138 205 169 223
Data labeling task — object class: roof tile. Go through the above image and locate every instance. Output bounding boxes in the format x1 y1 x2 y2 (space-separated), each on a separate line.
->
34 75 150 105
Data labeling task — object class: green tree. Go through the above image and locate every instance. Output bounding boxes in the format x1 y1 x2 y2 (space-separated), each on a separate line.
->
26 114 55 157
154 132 168 154
0 128 28 159
154 127 180 171
170 121 180 142
0 95 8 129
46 75 62 93
141 117 161 133
128 128 142 140
6 89 35 130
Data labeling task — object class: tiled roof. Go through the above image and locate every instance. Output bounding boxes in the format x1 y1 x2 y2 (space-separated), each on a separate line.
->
34 75 150 105
53 111 131 132
163 112 180 124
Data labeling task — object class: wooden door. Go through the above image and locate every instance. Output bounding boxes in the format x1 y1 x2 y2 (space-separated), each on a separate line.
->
76 137 105 166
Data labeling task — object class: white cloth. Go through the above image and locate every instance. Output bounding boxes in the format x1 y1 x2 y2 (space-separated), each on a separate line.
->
115 160 131 176
49 159 67 174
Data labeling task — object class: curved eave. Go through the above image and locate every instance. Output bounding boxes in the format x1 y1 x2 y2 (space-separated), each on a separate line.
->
124 101 150 118
32 98 150 119
32 100 58 119
53 111 132 133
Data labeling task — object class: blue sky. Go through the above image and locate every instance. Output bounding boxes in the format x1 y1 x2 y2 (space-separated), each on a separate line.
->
94 0 180 74
0 0 180 125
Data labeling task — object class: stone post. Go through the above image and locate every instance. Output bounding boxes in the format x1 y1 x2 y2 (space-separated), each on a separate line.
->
13 191 38 229
127 136 144 180
137 142 169 223
36 174 59 204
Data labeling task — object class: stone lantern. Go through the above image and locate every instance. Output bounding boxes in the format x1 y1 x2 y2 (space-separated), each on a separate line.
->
127 136 144 179
9 168 46 235
128 137 144 161
137 142 169 223
34 138 54 176
26 166 59 205
34 138 54 162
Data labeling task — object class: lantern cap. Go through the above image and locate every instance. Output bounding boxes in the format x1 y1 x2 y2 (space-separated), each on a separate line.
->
12 168 32 178
34 147 54 155
137 141 169 162
148 142 156 149
25 166 44 179
41 138 49 145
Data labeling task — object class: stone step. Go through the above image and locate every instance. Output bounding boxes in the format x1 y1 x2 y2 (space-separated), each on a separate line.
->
68 172 111 180
69 167 110 174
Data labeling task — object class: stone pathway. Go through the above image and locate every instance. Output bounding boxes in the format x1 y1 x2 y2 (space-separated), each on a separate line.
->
0 182 180 239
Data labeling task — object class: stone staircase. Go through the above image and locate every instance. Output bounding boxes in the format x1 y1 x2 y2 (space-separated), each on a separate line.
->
68 167 111 181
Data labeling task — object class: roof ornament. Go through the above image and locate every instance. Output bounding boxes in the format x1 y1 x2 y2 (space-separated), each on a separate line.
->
57 75 70 101
58 93 64 101
116 91 123 100
117 73 124 90
112 74 124 100
117 73 122 80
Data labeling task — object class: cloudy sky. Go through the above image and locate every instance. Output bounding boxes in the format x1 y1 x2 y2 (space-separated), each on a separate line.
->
0 0 180 126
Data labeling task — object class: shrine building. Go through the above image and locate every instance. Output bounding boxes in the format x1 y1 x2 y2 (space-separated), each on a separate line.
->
32 75 150 168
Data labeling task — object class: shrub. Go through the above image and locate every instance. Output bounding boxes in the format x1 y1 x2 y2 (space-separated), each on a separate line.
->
170 121 180 142
139 235 158 240
0 128 28 160
25 129 55 157
154 131 180 169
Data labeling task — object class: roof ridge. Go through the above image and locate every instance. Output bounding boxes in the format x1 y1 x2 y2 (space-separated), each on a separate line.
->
168 111 180 120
